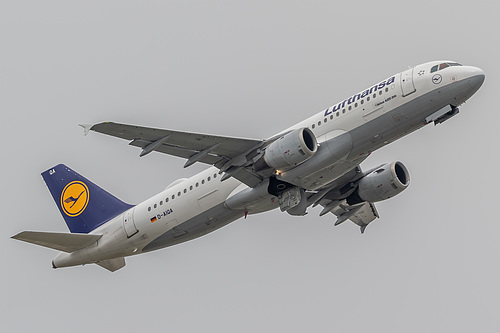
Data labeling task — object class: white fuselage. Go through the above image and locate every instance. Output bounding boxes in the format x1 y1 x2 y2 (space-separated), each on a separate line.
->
53 61 485 268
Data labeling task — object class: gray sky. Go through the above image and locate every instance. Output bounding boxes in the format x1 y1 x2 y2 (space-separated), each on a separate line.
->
2 1 498 332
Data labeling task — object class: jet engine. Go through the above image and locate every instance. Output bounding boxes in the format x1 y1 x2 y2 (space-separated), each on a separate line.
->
347 162 410 205
254 128 317 172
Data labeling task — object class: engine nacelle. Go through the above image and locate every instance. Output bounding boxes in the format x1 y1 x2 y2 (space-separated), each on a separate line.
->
347 162 410 205
254 128 317 172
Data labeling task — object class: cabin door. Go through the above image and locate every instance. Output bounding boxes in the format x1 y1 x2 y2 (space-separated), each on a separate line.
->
400 68 416 97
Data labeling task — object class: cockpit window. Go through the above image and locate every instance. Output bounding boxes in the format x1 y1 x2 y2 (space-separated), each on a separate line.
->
431 62 462 73
439 63 450 70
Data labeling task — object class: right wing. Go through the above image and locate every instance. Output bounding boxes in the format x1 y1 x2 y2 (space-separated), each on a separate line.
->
88 122 268 187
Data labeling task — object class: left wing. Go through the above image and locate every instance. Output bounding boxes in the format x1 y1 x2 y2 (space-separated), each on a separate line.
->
309 165 382 233
87 122 266 187
330 202 379 234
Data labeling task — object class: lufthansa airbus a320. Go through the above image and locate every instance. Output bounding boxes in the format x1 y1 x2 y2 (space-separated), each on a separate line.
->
12 61 485 272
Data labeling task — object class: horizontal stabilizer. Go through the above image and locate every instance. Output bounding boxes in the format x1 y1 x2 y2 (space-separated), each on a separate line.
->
96 257 126 272
11 231 102 253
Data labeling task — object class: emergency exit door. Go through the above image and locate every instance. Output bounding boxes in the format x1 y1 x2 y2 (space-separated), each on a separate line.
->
123 208 138 238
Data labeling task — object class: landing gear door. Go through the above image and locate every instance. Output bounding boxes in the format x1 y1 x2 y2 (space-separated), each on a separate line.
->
400 68 416 97
123 208 138 238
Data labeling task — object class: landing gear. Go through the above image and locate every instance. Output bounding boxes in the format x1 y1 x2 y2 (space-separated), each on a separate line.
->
434 106 460 125
278 187 302 212
425 105 460 125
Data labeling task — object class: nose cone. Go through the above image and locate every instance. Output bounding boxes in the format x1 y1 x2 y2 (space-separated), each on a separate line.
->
465 66 485 91
451 66 485 106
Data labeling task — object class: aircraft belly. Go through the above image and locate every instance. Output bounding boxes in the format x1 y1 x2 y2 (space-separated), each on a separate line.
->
141 202 245 253
349 83 463 157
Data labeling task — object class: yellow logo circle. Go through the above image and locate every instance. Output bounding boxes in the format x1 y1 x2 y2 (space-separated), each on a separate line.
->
60 181 89 217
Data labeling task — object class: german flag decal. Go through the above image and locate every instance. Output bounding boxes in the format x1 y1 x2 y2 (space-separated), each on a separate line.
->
150 216 157 223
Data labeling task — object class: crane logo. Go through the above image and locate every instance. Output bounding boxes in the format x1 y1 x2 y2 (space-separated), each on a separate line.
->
60 181 89 217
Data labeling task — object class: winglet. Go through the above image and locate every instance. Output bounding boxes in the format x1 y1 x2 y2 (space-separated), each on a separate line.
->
79 124 93 136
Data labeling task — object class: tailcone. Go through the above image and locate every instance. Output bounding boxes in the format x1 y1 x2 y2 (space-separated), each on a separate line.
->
52 251 83 269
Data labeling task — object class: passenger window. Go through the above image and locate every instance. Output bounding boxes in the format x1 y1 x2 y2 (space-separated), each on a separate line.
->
214 173 217 179
208 176 211 181
183 189 187 193
160 201 163 205
154 204 157 209
166 198 169 203
148 207 151 212
178 191 181 196
190 185 193 190
172 195 175 200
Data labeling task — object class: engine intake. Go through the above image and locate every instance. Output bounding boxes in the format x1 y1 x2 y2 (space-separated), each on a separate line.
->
254 128 317 172
347 162 410 205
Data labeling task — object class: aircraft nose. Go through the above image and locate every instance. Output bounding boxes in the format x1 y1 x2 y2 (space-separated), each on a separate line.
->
465 66 485 90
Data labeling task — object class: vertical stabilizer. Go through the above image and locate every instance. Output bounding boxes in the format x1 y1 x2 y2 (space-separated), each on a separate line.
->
42 164 134 233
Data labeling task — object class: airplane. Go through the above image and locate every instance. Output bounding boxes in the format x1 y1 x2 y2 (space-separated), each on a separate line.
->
12 60 485 272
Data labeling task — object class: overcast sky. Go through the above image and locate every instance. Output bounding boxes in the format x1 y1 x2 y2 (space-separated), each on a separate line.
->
2 1 498 332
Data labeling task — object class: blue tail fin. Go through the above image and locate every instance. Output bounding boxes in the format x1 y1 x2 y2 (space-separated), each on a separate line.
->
41 164 134 234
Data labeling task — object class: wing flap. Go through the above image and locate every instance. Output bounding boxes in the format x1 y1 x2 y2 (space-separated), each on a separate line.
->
347 202 379 226
330 202 379 233
128 139 222 165
11 231 102 253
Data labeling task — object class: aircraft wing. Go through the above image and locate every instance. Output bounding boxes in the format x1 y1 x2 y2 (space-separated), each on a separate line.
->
310 165 381 233
330 202 379 233
88 122 266 187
